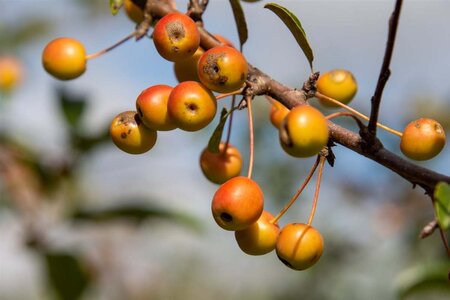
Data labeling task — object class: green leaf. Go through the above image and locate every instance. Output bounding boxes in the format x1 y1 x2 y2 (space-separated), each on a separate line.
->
395 261 450 299
434 182 450 230
58 89 87 129
72 202 202 232
264 3 314 70
229 0 248 48
71 128 110 153
207 108 230 154
45 251 91 300
109 0 124 15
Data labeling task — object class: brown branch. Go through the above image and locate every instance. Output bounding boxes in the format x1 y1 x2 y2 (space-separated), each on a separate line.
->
367 0 403 141
187 0 209 22
145 1 450 196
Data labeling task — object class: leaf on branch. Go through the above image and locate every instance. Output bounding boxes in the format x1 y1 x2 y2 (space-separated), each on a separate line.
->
395 261 450 299
434 182 450 230
229 0 248 48
208 108 230 153
264 3 314 70
45 251 91 300
71 202 202 232
71 129 110 153
57 89 87 129
109 0 124 16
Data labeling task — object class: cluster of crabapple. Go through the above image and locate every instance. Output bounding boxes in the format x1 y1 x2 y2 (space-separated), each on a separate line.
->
41 5 446 272
0 56 23 93
271 69 446 162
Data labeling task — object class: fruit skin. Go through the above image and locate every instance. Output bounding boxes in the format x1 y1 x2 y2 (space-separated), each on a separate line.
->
153 13 200 62
316 69 357 108
400 118 446 161
110 111 157 154
211 176 264 231
0 56 23 92
200 142 242 184
279 105 329 158
270 100 290 129
42 37 86 80
276 223 324 270
197 46 248 93
173 47 204 83
136 84 177 131
167 81 217 131
124 0 144 23
235 211 280 255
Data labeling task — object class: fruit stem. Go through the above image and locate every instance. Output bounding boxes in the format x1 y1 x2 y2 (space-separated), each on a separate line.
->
271 156 320 225
307 155 326 226
215 89 243 101
85 31 137 60
223 95 236 156
315 91 403 137
438 221 450 258
246 96 254 179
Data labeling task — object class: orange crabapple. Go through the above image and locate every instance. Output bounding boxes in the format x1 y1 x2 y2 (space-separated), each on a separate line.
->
400 118 446 161
270 100 290 129
124 0 144 24
234 210 280 256
316 69 358 108
42 37 86 80
167 81 217 131
279 105 329 158
136 84 177 131
152 12 200 62
199 142 242 184
197 46 248 93
0 56 23 92
276 223 324 270
211 176 264 231
110 111 157 154
173 47 204 83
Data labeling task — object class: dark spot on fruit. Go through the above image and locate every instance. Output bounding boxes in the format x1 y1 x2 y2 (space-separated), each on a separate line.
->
186 102 198 112
218 76 228 85
220 212 233 223
203 52 226 84
166 21 185 43
121 132 127 139
435 123 443 134
127 129 132 134
172 46 179 53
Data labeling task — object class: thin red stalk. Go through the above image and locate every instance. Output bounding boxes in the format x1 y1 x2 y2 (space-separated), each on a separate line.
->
223 95 236 155
307 156 326 226
85 31 137 60
271 156 320 224
246 96 254 179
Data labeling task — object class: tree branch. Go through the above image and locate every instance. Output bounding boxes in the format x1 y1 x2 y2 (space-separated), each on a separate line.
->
367 0 403 141
147 1 450 196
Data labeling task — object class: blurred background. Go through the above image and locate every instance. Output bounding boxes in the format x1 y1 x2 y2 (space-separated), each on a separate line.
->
1 0 450 299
